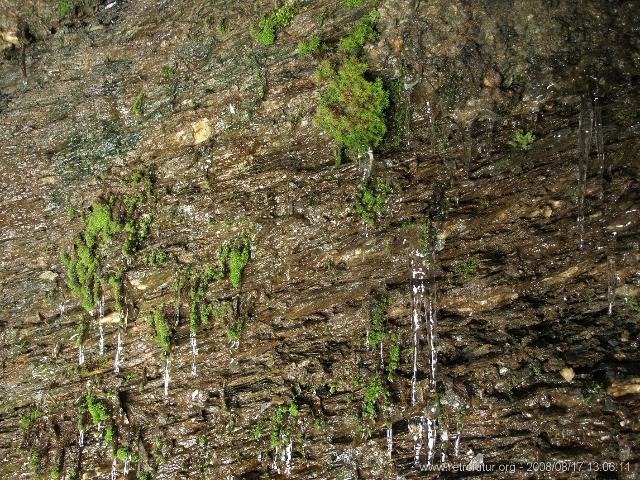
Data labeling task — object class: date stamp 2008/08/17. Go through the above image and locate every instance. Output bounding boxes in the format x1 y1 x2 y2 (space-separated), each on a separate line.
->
424 461 632 474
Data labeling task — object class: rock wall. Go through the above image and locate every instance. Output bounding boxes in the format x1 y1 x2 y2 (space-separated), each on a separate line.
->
1 0 639 478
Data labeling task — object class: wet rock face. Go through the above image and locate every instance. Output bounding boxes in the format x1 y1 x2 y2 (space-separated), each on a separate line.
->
1 0 639 479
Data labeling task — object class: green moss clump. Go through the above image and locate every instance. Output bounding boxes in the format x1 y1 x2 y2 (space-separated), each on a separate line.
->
107 271 124 313
50 464 62 480
315 58 389 156
270 402 299 447
19 409 43 430
83 202 121 249
355 177 393 225
160 66 176 78
104 424 116 445
131 93 145 115
368 292 390 348
387 333 400 382
338 10 380 55
509 129 535 150
343 0 368 6
297 35 322 55
122 215 153 258
58 0 73 17
362 375 387 421
229 239 251 288
116 447 138 463
218 18 227 34
86 391 110 426
67 467 79 480
28 450 42 475
226 316 244 342
147 308 172 354
145 250 167 267
62 202 121 311
253 2 300 46
453 257 479 279
189 267 219 334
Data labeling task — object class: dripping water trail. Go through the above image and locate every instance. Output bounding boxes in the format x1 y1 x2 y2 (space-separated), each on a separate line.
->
114 329 123 373
78 344 85 366
284 439 293 475
410 254 426 406
97 296 105 355
577 97 593 249
123 454 130 476
272 445 279 473
464 123 473 176
593 97 605 199
110 458 116 480
608 232 617 316
454 416 463 457
164 355 171 396
387 424 393 458
191 331 198 376
426 404 437 468
411 418 424 467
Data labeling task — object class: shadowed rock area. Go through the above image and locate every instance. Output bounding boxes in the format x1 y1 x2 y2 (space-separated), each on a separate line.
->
1 0 639 478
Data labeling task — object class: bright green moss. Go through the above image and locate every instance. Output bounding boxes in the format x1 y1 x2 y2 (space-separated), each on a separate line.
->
84 203 120 249
453 257 479 279
509 129 535 150
50 464 62 480
116 447 138 462
362 375 387 421
58 0 73 17
131 93 145 115
160 66 176 78
253 2 300 46
188 266 223 334
104 424 116 445
229 239 251 288
297 35 322 55
315 57 389 156
343 0 368 6
338 10 380 55
28 450 42 475
148 308 171 353
368 292 390 348
270 402 299 447
86 392 109 426
355 177 393 225
62 202 121 311
108 272 124 313
145 249 167 267
19 409 43 430
218 243 231 277
122 215 153 258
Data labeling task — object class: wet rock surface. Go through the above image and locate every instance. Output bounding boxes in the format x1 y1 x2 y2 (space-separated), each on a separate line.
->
1 0 639 478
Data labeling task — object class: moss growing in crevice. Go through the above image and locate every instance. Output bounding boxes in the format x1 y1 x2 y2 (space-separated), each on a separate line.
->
362 374 388 421
146 307 172 354
61 171 155 314
269 402 299 447
315 57 389 157
253 2 300 46
337 10 380 56
355 176 393 225
367 291 391 348
217 238 252 288
61 201 121 311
